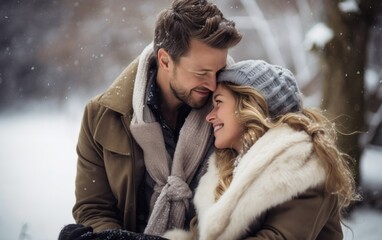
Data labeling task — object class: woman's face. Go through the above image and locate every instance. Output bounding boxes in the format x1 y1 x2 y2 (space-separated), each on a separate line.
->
206 84 245 153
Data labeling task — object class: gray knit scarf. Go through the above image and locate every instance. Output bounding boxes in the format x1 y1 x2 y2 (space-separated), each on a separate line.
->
129 43 212 236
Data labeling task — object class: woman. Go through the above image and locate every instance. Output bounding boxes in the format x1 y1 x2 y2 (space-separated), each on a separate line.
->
163 60 359 239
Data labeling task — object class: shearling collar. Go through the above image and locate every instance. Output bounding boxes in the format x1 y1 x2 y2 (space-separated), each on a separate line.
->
194 125 326 240
98 43 154 116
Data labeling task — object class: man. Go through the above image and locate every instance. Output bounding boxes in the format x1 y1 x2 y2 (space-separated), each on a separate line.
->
59 0 241 238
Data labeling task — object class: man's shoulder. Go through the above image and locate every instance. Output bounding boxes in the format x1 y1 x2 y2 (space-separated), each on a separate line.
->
89 56 141 116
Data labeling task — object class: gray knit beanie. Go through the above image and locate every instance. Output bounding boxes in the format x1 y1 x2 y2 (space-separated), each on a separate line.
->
217 59 302 118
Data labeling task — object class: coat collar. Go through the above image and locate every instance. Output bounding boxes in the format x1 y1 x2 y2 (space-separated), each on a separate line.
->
93 43 154 155
97 56 139 117
195 125 326 240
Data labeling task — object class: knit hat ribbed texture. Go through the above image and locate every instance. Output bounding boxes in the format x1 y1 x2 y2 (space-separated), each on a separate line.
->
217 59 302 118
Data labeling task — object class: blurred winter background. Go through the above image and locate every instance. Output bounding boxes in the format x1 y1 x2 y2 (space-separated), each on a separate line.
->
0 0 381 239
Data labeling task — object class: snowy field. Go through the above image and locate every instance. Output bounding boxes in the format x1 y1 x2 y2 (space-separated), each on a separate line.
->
0 99 381 240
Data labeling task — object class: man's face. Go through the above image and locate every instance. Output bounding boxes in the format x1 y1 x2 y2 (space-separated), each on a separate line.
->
169 39 228 109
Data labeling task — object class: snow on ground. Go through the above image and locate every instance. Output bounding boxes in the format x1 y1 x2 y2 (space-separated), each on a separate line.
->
0 100 83 240
0 99 381 240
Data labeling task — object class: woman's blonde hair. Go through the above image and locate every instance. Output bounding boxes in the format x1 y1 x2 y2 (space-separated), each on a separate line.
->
214 82 359 212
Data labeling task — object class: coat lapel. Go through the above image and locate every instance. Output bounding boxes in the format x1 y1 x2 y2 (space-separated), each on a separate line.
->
93 56 139 155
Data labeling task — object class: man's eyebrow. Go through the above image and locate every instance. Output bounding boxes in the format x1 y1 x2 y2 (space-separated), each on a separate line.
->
193 64 227 72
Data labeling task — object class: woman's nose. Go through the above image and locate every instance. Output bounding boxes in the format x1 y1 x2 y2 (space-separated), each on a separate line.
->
206 109 216 123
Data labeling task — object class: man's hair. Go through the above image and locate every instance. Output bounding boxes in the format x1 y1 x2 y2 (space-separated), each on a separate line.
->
153 0 242 63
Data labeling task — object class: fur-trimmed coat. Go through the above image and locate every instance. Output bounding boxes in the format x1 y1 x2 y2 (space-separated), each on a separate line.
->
164 125 343 240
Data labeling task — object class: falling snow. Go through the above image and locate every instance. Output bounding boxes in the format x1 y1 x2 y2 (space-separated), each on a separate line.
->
1 0 381 239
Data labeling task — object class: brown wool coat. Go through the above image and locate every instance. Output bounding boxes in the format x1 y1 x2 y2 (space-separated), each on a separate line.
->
72 57 145 232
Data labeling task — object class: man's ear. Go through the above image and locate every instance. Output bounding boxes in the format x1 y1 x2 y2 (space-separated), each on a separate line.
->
157 48 172 71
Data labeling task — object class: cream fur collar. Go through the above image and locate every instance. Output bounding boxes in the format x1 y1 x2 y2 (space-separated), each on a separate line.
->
163 125 326 240
196 125 326 240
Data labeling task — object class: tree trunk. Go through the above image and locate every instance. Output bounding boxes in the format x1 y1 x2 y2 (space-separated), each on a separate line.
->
320 0 378 185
